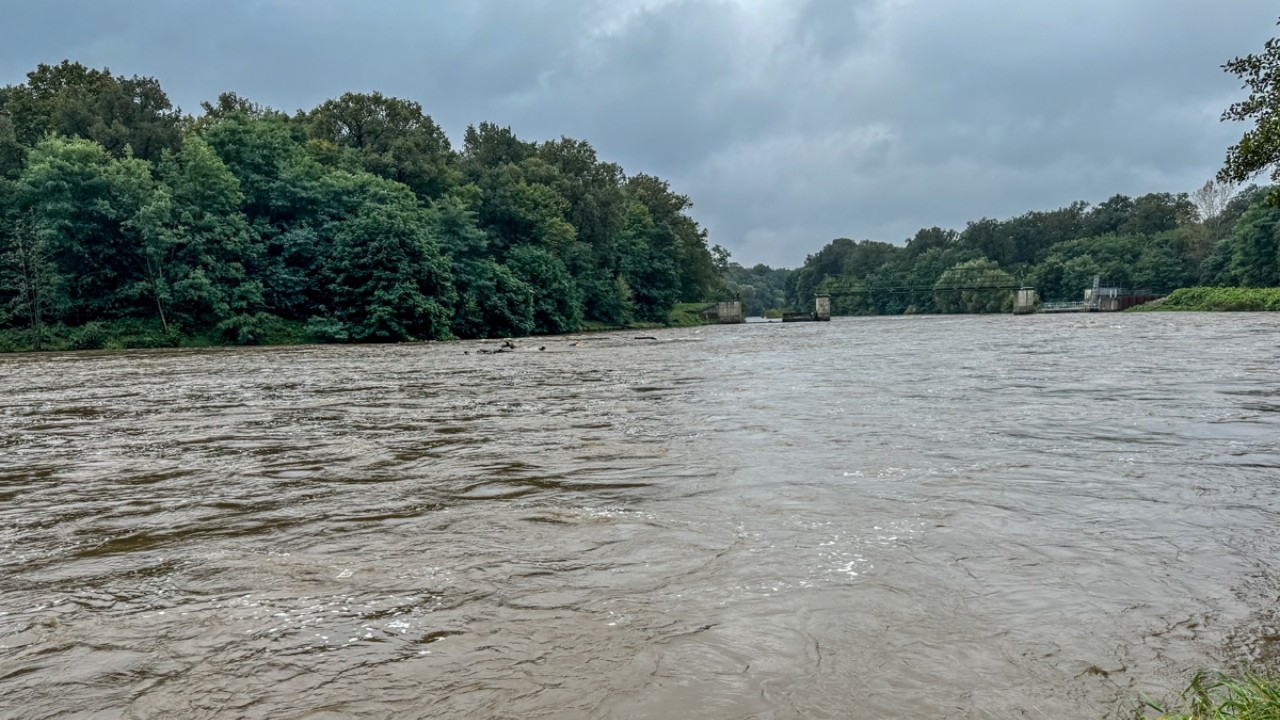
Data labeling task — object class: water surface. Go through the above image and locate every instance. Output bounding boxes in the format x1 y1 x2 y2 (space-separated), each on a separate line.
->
1 313 1278 718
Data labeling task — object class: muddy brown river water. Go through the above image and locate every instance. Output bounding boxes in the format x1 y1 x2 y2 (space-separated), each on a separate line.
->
1 313 1278 719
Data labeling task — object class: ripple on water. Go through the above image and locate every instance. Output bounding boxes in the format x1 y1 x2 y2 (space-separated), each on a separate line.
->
1 315 1279 718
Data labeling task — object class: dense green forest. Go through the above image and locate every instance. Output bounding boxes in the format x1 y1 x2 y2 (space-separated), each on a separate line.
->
0 61 725 350
777 182 1280 315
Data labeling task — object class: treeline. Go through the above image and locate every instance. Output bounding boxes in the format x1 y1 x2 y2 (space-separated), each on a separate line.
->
0 61 723 350
721 260 790 317
783 183 1280 315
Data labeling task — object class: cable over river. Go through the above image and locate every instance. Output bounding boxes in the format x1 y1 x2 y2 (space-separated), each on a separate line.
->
2 314 1278 718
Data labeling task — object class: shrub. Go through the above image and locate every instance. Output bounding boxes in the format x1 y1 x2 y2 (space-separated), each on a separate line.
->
1135 287 1280 312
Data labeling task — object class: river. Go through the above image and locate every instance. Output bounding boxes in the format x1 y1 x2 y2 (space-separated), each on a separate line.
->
1 313 1278 719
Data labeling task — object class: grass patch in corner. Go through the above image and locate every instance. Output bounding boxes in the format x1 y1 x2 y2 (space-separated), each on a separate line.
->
1137 672 1280 719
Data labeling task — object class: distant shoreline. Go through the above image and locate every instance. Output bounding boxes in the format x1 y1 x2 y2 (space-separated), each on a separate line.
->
1127 287 1280 312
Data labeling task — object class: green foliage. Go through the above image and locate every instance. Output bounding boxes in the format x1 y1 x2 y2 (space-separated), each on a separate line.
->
215 313 305 346
616 202 680 322
779 181 1266 316
134 136 261 332
449 259 535 339
506 246 583 334
667 302 717 327
0 62 719 351
321 176 456 342
11 136 154 323
933 258 1015 313
0 107 24 179
68 321 107 350
1227 201 1280 286
1138 671 1280 719
723 262 790 316
306 91 457 198
1220 19 1280 204
1134 286 1280 311
4 61 182 162
64 318 180 350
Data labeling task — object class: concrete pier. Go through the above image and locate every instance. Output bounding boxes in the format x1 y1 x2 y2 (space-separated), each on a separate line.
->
1013 288 1037 315
717 301 744 324
815 295 832 321
783 295 833 322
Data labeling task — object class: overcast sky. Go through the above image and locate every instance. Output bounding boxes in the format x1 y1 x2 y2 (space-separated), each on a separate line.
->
2 0 1276 267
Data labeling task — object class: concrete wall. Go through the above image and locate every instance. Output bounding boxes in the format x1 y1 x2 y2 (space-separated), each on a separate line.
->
815 296 832 321
1013 288 1037 315
717 301 744 324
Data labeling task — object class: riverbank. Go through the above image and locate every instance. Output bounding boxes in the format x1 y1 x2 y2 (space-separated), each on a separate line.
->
1129 287 1280 312
0 303 722 353
1139 671 1280 718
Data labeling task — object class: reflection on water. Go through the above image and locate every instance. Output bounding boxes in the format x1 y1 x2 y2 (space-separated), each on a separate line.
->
1 314 1279 718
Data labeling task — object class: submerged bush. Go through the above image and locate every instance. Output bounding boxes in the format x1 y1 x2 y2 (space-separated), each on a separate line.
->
215 313 304 346
69 322 107 350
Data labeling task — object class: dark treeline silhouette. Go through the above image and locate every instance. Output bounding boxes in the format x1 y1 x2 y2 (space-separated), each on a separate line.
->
0 62 724 349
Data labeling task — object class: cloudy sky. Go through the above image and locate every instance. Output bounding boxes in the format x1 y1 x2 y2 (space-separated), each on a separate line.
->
2 1 1275 267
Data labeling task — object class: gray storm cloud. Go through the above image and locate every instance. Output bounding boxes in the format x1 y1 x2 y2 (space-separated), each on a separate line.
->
2 0 1274 266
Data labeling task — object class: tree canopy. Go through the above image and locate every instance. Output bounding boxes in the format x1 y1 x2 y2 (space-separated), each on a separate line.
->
773 182 1278 317
0 61 724 349
1220 19 1280 203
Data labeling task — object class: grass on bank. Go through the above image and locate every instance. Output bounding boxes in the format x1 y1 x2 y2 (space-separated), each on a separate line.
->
1130 287 1280 312
666 302 718 328
1137 672 1280 719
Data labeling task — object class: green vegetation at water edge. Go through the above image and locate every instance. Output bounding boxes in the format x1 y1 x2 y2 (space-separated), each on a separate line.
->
1137 672 1280 719
0 316 315 353
780 184 1280 317
666 302 718 327
1130 287 1280 312
0 61 728 352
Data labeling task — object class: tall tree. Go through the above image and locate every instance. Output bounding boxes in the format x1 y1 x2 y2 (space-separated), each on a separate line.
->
507 246 582 334
1122 192 1195 236
616 202 680 322
1220 19 1280 202
1227 200 1280 286
306 92 457 199
933 259 1016 313
5 61 182 162
0 88 25 178
12 136 153 324
319 175 456 342
202 114 328 318
461 122 536 177
0 218 59 349
474 161 577 258
133 137 260 334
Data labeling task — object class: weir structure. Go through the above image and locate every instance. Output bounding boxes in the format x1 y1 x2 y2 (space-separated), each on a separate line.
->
817 268 1030 315
716 301 744 324
782 295 832 322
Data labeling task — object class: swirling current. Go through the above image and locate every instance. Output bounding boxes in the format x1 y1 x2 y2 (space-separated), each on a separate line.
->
1 313 1278 719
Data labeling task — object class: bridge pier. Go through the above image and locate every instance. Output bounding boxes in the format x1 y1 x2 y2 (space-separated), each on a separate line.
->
815 295 831 321
716 301 744 324
1013 288 1037 315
